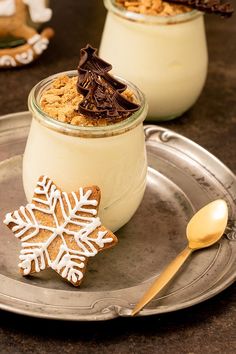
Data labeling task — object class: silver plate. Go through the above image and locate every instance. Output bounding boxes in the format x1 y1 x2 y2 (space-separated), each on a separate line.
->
0 112 235 321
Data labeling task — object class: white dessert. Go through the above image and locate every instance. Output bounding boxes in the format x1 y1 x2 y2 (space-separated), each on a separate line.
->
99 0 208 120
23 72 148 232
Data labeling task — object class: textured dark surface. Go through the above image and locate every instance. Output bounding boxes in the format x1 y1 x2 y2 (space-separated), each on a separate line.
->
0 0 235 353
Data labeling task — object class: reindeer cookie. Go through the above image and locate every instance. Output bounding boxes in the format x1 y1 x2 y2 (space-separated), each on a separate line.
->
0 0 54 68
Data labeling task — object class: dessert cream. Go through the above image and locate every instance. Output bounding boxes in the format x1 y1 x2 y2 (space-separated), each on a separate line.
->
23 69 148 232
99 0 208 120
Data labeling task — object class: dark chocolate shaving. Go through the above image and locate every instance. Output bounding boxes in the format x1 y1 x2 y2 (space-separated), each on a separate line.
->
77 45 140 119
167 0 234 17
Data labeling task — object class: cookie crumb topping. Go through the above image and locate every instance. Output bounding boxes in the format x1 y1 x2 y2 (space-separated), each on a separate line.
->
41 75 137 127
116 0 234 17
115 0 192 16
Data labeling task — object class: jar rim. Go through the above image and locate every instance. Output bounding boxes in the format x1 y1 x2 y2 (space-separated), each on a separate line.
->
28 70 148 138
103 0 202 25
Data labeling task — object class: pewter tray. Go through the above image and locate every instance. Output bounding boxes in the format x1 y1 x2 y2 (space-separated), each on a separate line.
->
0 112 235 320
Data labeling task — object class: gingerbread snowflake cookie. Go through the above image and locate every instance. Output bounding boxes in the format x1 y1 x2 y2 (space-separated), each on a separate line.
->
3 176 118 286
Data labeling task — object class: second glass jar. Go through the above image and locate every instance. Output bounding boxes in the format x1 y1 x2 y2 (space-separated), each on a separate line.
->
99 0 208 121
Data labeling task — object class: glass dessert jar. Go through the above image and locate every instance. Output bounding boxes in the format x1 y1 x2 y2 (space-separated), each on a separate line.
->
23 71 148 232
99 0 208 121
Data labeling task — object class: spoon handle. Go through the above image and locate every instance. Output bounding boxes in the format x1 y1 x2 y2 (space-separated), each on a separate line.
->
131 246 193 316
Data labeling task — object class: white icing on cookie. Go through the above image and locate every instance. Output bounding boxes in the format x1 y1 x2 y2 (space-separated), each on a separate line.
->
23 0 52 23
27 34 41 45
0 34 49 67
15 49 33 64
32 37 49 55
4 176 114 284
0 0 15 17
0 55 16 67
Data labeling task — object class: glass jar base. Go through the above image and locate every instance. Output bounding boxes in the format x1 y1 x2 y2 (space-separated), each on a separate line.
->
146 112 184 122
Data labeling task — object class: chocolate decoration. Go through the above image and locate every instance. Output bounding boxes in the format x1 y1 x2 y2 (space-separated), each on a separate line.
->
165 0 233 17
77 45 140 119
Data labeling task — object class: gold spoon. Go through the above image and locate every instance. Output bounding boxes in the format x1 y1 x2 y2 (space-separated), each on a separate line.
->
131 199 228 316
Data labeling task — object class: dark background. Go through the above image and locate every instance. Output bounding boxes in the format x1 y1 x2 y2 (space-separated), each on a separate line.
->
0 1 235 353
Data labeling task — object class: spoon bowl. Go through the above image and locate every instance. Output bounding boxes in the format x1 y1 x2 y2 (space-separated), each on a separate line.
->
187 199 228 249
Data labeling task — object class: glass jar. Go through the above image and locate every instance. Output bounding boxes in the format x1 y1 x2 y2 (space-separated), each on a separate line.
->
99 0 208 121
23 71 148 232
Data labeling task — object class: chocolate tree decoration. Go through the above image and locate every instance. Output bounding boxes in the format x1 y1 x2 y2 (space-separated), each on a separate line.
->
166 0 233 17
77 45 140 119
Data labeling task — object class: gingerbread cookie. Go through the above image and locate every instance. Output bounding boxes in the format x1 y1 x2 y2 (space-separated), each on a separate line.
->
3 176 118 286
0 0 54 68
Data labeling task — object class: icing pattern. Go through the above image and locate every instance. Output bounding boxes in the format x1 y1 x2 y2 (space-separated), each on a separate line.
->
0 33 50 67
23 0 52 23
15 48 33 64
0 54 16 66
4 176 117 286
0 0 52 20
0 0 15 16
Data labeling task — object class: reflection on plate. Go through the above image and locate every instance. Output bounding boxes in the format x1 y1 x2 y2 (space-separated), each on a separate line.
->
0 112 235 320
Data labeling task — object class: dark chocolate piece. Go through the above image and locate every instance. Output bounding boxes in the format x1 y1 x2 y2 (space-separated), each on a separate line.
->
167 0 233 17
77 45 140 119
